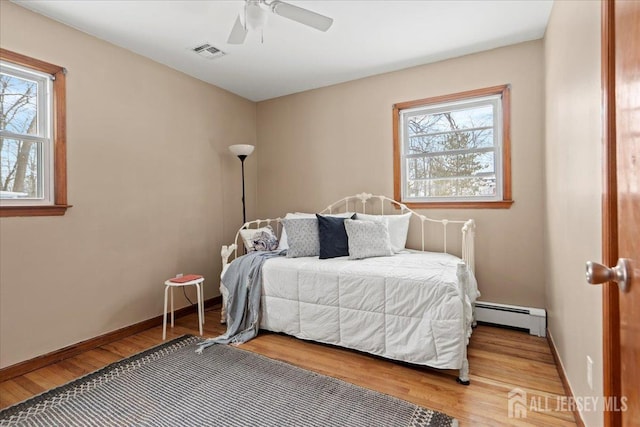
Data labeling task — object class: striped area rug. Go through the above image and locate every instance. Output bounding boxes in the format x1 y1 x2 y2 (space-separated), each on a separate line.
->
0 335 457 427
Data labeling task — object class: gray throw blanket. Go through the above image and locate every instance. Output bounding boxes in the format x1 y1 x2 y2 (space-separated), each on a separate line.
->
196 250 286 353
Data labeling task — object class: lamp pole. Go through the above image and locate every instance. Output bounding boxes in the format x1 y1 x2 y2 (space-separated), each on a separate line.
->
239 154 247 225
228 144 254 226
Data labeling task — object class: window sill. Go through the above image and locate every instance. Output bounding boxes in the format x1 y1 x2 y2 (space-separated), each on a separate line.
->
400 200 514 209
0 205 72 217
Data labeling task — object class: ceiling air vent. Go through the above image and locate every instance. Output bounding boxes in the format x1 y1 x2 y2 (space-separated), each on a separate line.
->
192 43 225 59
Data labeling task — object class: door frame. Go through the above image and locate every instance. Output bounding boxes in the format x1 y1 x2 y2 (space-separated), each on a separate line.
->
601 1 621 426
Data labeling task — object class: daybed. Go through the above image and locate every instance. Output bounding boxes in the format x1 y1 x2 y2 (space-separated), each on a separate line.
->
219 193 478 384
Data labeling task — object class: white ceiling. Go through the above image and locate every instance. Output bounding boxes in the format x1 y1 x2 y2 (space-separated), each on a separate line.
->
13 0 554 102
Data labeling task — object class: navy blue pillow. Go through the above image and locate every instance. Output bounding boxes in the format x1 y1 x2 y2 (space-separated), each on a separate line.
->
316 213 356 259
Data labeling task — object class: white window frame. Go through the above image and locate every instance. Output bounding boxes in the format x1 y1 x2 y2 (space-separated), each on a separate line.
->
0 61 54 206
393 85 512 209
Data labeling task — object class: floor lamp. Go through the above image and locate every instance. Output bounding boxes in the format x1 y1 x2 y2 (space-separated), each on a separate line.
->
228 144 255 225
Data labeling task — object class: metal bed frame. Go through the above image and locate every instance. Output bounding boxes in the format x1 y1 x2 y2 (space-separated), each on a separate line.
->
219 192 476 384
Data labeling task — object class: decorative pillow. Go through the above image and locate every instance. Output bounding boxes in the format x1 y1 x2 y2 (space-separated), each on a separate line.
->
282 218 320 258
278 212 354 250
344 219 393 260
252 229 279 251
316 213 356 259
356 212 411 253
239 226 278 252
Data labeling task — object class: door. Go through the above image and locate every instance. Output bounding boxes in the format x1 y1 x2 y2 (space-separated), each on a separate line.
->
595 1 640 426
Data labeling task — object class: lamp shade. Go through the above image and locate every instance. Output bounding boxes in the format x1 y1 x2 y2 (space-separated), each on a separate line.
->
229 144 255 157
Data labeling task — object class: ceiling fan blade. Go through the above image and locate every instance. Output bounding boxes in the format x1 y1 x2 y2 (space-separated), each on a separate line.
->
270 1 333 32
227 15 248 44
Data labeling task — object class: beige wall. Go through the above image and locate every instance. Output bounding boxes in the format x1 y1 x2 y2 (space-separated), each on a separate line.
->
256 41 546 308
544 1 603 426
0 2 257 368
1 11 606 424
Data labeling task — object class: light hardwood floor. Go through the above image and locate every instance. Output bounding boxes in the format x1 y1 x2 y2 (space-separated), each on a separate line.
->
0 306 577 426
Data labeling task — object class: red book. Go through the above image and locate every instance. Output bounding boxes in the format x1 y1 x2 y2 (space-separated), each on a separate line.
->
169 274 203 283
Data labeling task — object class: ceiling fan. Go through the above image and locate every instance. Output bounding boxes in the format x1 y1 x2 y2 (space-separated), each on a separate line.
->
227 0 334 44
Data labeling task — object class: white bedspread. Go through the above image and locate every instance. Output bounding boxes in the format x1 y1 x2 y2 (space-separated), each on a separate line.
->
259 251 479 369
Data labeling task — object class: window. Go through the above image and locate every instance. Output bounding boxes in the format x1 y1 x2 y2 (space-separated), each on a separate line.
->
0 49 68 217
393 85 512 209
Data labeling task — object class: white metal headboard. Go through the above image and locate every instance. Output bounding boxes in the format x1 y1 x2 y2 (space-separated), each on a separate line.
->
222 192 475 272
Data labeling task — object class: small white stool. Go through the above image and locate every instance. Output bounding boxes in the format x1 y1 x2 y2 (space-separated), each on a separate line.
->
163 276 205 340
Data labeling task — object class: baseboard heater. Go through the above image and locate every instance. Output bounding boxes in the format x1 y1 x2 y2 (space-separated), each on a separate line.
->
474 302 546 337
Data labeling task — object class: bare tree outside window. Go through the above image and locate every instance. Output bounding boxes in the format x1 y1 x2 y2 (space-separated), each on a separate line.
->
405 106 497 199
0 73 41 198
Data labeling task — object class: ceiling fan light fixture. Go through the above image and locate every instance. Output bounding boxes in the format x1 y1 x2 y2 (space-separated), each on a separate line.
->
228 0 334 45
245 0 268 31
270 0 333 32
